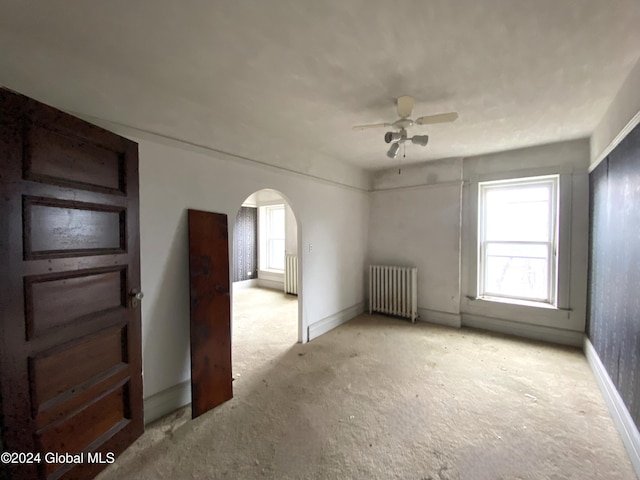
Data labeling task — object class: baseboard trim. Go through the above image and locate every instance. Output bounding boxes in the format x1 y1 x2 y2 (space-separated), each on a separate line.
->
308 302 365 341
232 279 258 289
461 313 583 347
144 380 191 425
584 338 640 477
418 307 461 328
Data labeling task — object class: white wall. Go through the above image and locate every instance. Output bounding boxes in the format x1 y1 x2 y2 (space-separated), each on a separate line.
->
91 124 369 422
591 58 640 168
368 159 464 327
368 140 590 345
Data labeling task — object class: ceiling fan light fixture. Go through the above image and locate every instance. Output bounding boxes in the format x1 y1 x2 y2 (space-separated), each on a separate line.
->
384 131 402 144
411 135 429 146
387 142 400 159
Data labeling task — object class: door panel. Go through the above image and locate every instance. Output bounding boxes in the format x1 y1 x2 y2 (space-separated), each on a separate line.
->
25 267 127 338
188 209 233 419
0 89 143 480
25 122 125 192
24 198 126 255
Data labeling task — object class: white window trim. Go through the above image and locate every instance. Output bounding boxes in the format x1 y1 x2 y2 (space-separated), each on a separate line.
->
461 166 573 321
477 175 559 307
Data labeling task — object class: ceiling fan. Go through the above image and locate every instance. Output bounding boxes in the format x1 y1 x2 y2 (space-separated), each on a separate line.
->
353 95 458 158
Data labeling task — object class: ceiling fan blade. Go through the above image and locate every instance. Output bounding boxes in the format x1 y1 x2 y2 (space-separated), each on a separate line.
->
352 123 392 130
416 112 459 125
396 95 414 118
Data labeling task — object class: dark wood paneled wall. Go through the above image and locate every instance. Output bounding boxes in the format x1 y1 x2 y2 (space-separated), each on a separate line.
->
233 207 257 282
588 122 640 429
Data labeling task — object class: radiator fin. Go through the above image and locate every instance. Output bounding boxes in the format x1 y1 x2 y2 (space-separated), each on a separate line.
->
284 254 298 295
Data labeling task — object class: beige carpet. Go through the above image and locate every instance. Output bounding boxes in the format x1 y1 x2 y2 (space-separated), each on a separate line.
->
97 287 636 480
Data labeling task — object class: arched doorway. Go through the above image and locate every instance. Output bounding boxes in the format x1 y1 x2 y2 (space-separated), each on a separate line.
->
230 189 302 380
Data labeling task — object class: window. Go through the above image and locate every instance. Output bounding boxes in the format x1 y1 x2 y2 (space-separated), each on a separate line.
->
263 204 285 271
478 175 558 305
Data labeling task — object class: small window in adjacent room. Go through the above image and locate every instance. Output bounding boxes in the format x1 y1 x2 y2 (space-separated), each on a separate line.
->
478 175 559 306
264 204 285 271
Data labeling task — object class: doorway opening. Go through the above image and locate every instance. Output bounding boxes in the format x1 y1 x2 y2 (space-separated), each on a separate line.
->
231 189 302 381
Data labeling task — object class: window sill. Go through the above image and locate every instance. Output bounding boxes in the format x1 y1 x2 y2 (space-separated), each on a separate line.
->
462 294 572 326
475 295 557 310
258 269 284 282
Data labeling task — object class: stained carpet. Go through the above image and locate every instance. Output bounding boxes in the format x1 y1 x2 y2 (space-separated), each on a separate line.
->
96 287 635 480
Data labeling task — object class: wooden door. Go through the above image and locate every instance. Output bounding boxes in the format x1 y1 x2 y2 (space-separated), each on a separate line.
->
0 89 143 480
188 209 233 419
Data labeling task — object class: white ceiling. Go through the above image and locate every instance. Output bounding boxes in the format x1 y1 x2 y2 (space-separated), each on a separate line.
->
1 0 639 172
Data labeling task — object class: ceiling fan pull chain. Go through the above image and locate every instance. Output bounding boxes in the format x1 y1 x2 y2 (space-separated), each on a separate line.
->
399 144 405 174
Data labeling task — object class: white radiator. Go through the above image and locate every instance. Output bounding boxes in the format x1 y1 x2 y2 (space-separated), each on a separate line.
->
369 265 418 322
284 254 298 295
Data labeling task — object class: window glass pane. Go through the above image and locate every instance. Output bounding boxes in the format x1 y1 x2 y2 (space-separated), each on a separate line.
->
268 238 285 270
484 252 549 300
484 185 551 242
268 207 285 238
485 242 548 259
484 242 549 301
478 176 558 304
260 205 286 271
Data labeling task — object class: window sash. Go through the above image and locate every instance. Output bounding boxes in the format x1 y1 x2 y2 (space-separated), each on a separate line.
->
263 205 285 272
480 240 554 303
478 176 558 306
267 238 285 270
267 207 285 239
